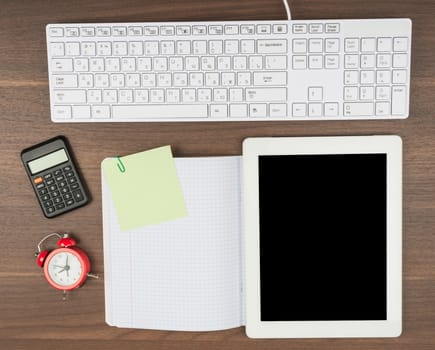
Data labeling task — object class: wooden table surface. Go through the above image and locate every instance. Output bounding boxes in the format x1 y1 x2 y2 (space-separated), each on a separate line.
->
1 0 434 349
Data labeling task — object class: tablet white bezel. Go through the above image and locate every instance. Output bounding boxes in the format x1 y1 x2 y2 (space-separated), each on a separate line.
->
243 136 402 338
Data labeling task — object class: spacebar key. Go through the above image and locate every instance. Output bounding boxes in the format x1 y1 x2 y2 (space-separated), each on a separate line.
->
112 105 208 119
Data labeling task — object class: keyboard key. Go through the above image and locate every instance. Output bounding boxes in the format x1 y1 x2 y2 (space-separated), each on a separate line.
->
309 55 323 69
309 23 323 34
392 86 406 115
345 38 359 52
393 37 408 51
65 27 79 37
292 56 307 69
393 54 407 68
50 43 65 56
325 38 339 53
73 105 91 119
376 102 390 116
230 104 248 117
325 23 340 33
292 24 307 34
97 27 111 36
361 38 376 52
80 27 95 37
246 88 287 102
92 105 111 118
308 87 323 101
52 59 73 72
344 102 374 116
53 75 78 88
257 24 271 34
53 90 86 104
210 104 227 117
53 106 71 119
325 55 339 69
270 103 287 117
253 72 287 86
112 27 127 36
257 39 287 54
293 39 307 53
324 102 339 117
377 37 392 51
249 103 267 117
308 103 322 117
273 24 287 34
49 27 64 37
392 70 407 84
112 105 207 118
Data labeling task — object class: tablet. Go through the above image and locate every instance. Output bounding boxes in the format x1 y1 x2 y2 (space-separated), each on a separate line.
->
243 136 402 338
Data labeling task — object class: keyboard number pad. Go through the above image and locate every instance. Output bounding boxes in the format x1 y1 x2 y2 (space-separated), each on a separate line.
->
344 36 409 117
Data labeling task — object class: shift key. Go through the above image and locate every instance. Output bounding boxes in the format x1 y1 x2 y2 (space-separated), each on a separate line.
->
246 88 287 102
53 90 86 104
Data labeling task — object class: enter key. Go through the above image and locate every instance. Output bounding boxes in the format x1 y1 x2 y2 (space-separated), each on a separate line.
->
253 72 287 86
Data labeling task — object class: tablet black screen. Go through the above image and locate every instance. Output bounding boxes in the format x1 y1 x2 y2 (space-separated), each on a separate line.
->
259 154 387 321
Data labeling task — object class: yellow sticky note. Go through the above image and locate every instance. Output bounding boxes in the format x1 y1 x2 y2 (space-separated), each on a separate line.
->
102 146 187 231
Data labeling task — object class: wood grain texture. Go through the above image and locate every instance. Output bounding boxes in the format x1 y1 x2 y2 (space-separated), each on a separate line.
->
0 0 434 349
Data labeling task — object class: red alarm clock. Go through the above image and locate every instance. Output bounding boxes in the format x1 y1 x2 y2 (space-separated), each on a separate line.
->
35 233 97 293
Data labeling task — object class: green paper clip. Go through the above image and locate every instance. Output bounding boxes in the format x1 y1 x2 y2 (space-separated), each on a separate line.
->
116 156 126 173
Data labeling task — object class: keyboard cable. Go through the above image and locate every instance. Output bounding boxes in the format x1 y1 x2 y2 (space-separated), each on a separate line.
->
282 0 291 19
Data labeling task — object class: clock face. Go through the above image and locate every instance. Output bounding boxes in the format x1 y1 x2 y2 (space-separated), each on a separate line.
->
46 250 84 287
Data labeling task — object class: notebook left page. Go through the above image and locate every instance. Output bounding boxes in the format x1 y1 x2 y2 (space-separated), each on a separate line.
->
102 156 243 331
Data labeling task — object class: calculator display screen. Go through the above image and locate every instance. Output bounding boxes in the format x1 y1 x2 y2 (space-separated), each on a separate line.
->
28 148 69 175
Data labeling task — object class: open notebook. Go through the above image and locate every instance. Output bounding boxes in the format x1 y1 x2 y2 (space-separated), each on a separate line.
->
102 156 245 331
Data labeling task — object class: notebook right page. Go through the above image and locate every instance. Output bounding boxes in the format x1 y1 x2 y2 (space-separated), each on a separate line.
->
103 156 243 331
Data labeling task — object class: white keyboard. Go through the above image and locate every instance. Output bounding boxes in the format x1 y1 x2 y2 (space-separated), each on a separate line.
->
46 19 412 122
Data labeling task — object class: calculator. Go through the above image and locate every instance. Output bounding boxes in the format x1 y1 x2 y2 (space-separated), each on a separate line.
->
21 136 89 218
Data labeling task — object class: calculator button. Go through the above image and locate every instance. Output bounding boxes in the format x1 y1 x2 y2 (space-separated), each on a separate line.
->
73 189 84 202
46 179 55 186
46 207 56 214
56 203 65 210
49 184 58 192
70 183 79 190
39 188 48 195
58 181 67 187
51 190 60 197
44 173 53 180
36 183 45 190
54 169 62 176
63 193 72 200
65 171 75 178
34 177 43 184
61 187 70 194
44 200 54 207
55 175 65 181
68 177 77 184
41 194 51 201
66 199 75 206
54 197 63 204
63 165 72 172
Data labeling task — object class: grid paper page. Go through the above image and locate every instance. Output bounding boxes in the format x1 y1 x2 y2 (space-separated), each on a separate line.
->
102 156 243 331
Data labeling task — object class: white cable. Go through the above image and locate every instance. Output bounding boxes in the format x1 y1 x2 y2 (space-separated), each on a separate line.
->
282 0 291 20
